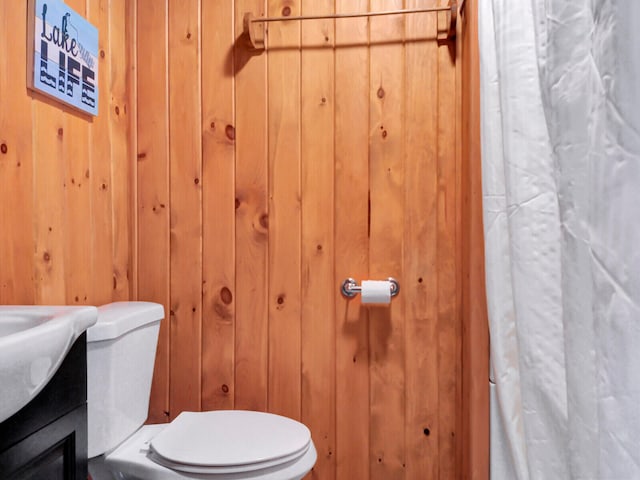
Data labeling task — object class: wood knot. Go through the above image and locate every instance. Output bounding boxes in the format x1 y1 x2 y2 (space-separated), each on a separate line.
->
100 50 105 58
225 124 235 141
282 6 291 16
220 286 233 305
194 177 200 185
115 106 120 115
186 32 192 39
221 384 229 393
276 295 285 305
377 87 385 99
259 213 269 229
235 198 241 209
58 128 64 137
43 252 51 262
0 143 7 154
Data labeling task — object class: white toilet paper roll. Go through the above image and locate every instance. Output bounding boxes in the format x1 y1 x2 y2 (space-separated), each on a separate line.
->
360 280 391 304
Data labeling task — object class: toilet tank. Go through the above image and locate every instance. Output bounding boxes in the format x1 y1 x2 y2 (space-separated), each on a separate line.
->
86 301 164 458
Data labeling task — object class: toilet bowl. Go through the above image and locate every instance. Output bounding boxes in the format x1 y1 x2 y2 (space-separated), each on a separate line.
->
91 414 317 480
86 302 316 480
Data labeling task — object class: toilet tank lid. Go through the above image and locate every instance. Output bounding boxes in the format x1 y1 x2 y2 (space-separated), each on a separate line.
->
87 302 164 342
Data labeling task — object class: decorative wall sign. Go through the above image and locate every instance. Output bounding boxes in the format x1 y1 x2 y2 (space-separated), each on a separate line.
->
27 0 99 116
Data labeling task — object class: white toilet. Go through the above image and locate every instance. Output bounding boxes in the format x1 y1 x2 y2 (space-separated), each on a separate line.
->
86 302 317 480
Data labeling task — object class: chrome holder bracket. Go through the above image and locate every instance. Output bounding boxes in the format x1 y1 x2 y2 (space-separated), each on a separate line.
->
340 277 400 299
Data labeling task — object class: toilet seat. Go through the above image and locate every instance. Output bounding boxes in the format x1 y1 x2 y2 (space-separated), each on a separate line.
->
100 411 317 480
148 410 312 475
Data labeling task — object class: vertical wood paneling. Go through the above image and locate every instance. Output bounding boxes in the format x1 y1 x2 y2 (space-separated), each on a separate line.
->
334 1 370 478
168 0 203 416
201 0 236 412
32 106 67 304
267 0 302 420
0 0 486 476
64 1 91 297
368 1 407 478
1 1 134 307
300 1 336 478
455 7 465 474
437 26 461 480
0 0 488 475
137 0 171 424
30 0 67 305
88 0 116 307
110 0 134 301
460 1 490 477
404 2 439 478
0 2 35 304
63 0 92 307
233 0 269 411
1 1 487 477
127 0 139 301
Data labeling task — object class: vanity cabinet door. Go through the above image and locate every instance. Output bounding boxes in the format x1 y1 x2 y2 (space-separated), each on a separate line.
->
0 405 87 480
0 335 88 480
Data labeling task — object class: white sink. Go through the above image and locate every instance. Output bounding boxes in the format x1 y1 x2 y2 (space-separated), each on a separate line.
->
0 306 98 423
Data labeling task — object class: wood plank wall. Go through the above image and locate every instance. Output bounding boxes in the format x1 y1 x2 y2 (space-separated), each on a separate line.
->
136 1 486 479
0 0 135 306
0 1 488 478
460 0 490 478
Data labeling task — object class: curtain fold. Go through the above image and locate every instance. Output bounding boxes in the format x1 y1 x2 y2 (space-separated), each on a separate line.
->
480 1 640 479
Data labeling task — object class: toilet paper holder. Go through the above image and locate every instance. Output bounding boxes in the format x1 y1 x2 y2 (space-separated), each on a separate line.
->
341 277 400 299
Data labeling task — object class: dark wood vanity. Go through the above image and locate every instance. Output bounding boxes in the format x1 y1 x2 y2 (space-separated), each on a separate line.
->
0 334 88 479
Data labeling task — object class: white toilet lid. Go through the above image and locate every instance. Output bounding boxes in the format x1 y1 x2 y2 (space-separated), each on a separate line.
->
149 410 312 474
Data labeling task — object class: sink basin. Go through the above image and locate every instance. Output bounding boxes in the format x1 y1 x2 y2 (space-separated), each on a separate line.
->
0 306 98 423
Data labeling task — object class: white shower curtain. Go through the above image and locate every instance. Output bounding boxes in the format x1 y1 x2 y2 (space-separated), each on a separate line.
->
479 1 640 479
